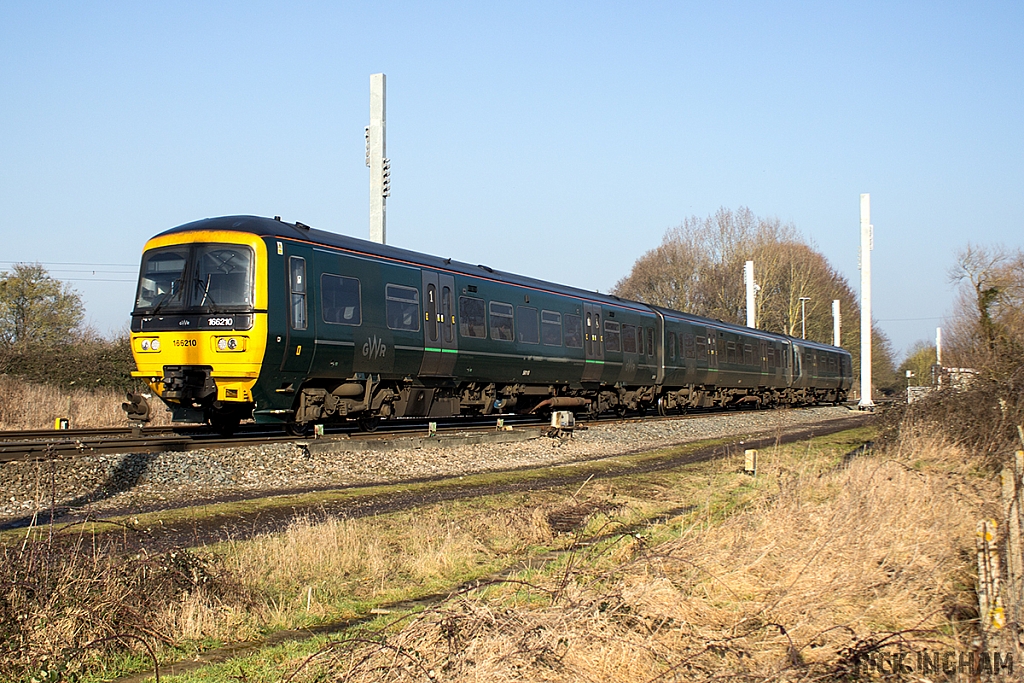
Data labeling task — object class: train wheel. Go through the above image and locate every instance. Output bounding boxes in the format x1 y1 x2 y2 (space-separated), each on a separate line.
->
358 416 380 432
209 413 240 437
286 421 311 437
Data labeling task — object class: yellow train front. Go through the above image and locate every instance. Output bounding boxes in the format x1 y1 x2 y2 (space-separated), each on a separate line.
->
127 220 269 433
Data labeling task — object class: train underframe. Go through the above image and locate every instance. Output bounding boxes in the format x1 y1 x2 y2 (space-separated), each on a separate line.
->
285 377 847 431
133 367 846 435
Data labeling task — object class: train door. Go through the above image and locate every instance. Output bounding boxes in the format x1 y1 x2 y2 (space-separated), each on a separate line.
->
781 341 793 387
582 303 603 382
280 246 315 376
707 328 719 373
653 310 666 384
419 271 458 376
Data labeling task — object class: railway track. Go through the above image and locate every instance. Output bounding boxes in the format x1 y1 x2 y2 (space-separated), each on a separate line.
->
0 414 554 462
0 403 870 464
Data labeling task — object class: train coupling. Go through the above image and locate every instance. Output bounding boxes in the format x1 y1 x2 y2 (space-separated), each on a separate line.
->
161 365 217 403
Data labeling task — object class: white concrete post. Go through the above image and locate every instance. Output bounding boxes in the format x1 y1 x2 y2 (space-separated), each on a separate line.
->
745 260 756 328
368 73 387 244
858 193 874 409
832 299 841 347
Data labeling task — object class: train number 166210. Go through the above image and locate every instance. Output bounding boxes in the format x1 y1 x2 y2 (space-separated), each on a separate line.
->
173 339 197 347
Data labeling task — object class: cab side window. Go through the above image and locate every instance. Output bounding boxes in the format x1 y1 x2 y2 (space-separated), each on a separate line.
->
289 256 306 330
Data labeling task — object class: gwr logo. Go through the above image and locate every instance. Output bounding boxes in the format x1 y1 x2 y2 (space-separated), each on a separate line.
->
362 335 387 360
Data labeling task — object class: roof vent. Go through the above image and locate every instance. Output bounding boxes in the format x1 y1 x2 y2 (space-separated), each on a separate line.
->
274 215 281 221
294 221 310 230
478 264 493 273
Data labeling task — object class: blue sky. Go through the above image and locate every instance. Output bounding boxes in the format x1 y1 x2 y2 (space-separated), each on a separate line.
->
1 1 1021 358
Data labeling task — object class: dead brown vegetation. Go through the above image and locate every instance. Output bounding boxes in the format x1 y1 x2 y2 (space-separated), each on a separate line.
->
288 431 985 682
0 426 990 682
0 374 171 430
0 533 249 681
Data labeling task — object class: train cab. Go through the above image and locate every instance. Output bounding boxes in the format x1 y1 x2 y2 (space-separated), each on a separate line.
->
127 225 269 432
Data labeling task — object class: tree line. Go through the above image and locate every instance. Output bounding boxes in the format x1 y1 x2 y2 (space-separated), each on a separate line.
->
0 263 136 390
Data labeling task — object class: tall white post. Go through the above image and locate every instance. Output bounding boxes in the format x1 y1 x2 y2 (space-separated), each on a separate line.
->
858 193 874 409
936 326 943 387
744 260 756 328
832 299 841 347
368 73 388 244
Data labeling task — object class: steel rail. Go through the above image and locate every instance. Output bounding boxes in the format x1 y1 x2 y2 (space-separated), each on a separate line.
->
0 404 857 464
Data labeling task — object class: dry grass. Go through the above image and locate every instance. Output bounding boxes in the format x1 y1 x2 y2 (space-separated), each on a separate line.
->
290 432 987 682
207 505 555 636
0 534 246 681
2 427 992 682
0 374 172 429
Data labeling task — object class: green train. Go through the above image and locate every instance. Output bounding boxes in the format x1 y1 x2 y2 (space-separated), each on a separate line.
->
125 215 852 433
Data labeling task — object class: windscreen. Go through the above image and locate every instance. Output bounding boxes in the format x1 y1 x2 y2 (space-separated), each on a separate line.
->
192 245 253 309
135 247 189 311
134 244 253 313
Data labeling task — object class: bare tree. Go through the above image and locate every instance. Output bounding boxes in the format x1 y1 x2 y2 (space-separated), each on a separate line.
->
946 243 1024 375
613 207 899 390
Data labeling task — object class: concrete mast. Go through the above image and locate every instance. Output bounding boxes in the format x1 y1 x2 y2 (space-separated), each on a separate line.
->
858 193 875 409
745 260 756 328
367 73 388 244
832 299 841 347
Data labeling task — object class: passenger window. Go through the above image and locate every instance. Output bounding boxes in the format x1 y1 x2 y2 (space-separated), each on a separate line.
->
320 273 361 325
458 296 486 338
668 332 677 360
604 320 621 352
647 327 655 356
684 333 695 359
622 324 636 353
518 306 539 344
637 326 644 355
563 314 583 348
541 310 562 346
289 256 306 330
385 284 420 332
489 302 514 341
744 344 753 366
726 341 736 364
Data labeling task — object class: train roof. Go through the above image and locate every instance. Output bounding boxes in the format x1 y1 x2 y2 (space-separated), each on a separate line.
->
158 215 659 313
157 215 849 356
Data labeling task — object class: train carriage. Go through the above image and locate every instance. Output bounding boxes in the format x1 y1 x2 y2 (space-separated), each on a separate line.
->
127 215 852 433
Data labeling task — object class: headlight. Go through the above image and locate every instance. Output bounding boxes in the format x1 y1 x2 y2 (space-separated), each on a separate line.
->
137 338 160 352
214 336 247 352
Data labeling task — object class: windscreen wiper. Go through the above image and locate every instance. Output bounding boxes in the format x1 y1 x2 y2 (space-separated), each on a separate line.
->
194 275 219 308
